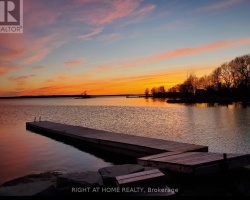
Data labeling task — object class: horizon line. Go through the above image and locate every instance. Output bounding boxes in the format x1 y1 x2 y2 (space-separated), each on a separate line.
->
0 94 146 99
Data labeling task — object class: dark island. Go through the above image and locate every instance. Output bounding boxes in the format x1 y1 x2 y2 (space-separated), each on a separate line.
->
74 91 92 99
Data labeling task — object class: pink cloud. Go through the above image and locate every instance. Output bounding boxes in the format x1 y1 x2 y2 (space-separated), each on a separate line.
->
0 65 21 76
24 49 50 64
78 0 98 3
0 32 66 75
24 1 62 30
91 0 140 24
22 34 66 64
122 37 250 68
0 66 13 76
0 34 24 49
196 0 244 12
98 66 116 70
0 1 69 72
78 0 154 25
64 58 84 66
0 49 26 61
79 27 104 40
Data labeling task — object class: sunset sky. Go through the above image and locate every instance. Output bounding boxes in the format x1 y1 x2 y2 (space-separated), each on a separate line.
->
0 0 250 96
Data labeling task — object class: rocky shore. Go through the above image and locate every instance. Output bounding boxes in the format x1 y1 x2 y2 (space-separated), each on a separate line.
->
0 164 173 196
1 164 250 196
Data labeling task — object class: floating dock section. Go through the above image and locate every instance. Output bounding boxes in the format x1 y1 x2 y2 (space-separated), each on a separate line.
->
137 152 250 175
26 121 207 158
26 121 250 175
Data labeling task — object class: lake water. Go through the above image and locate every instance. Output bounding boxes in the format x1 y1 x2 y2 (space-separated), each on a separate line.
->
0 97 250 185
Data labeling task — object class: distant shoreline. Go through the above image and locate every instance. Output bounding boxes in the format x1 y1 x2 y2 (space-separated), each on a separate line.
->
0 94 143 100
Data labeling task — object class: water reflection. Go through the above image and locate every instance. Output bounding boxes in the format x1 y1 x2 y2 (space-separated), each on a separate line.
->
0 124 113 186
0 97 249 108
182 102 250 108
0 97 249 185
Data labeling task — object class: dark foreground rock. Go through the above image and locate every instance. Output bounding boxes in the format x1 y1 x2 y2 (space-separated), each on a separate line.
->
57 171 103 188
2 171 61 187
2 165 250 196
0 165 157 196
0 181 55 196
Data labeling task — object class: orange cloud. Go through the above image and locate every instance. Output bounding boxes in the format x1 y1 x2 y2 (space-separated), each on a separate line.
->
31 66 45 70
98 66 116 70
46 76 68 83
8 75 36 86
76 73 93 78
64 58 84 66
17 83 86 96
83 66 217 94
5 66 216 97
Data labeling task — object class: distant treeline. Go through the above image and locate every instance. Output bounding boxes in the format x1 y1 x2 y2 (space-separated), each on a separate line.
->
145 54 250 102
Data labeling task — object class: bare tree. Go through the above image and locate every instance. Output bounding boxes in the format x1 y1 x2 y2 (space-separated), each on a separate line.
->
231 54 250 87
220 62 233 89
183 73 198 94
197 75 212 90
168 86 178 92
157 86 165 93
211 67 221 90
151 87 157 96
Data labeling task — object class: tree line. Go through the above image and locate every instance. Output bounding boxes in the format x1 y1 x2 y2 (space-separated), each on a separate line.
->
145 54 250 101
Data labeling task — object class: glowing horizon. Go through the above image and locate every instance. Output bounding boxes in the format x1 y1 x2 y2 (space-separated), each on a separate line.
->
1 0 250 97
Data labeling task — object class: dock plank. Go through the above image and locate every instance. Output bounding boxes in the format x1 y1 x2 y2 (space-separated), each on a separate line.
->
116 169 166 188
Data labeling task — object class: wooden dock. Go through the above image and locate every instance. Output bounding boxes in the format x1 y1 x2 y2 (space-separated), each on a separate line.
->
137 152 250 175
26 121 208 158
26 121 250 175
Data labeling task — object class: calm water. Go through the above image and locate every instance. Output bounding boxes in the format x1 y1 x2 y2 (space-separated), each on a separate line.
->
0 97 250 185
